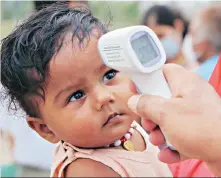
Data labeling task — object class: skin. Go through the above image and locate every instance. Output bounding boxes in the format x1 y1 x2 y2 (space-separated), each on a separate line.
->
26 33 145 176
190 9 219 64
128 64 221 176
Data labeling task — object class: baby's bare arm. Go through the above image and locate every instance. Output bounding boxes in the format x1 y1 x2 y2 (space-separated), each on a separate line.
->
65 158 120 177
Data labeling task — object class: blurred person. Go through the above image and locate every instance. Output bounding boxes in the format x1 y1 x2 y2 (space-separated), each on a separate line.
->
189 4 221 80
0 129 15 165
141 5 189 66
181 33 200 70
0 129 18 177
0 101 54 176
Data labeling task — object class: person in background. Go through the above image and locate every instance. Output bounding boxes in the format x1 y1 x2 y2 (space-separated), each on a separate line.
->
189 4 221 80
141 5 189 66
0 110 54 176
0 129 17 177
181 31 200 70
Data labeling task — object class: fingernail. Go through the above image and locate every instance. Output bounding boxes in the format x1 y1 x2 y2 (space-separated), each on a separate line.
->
127 95 142 113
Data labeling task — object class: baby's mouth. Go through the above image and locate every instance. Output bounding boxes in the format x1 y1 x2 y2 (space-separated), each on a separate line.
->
103 112 123 126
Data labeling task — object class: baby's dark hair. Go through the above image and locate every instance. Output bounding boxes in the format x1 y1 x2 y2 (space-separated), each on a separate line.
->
1 3 108 118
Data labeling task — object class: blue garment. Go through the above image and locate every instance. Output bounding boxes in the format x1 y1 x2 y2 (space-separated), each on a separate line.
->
195 55 219 81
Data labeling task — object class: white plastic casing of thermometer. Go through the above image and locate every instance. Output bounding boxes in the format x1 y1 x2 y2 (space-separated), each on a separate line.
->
98 25 175 150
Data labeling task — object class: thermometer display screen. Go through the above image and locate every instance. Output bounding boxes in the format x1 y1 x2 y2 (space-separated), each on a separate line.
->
131 34 158 65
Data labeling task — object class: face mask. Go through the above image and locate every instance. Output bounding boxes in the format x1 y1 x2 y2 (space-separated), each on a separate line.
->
160 35 181 59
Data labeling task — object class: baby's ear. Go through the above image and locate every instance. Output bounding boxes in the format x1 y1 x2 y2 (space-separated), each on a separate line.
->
26 116 60 144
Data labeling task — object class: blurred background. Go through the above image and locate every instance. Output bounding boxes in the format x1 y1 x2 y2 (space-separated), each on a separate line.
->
1 0 221 177
1 1 219 39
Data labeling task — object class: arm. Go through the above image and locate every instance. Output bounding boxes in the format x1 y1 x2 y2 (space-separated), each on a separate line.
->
65 158 120 177
127 64 221 176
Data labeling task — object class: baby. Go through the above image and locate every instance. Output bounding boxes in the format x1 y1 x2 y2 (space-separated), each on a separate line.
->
1 3 173 177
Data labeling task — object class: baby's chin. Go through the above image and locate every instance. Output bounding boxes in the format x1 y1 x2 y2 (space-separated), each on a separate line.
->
64 116 140 149
66 127 132 149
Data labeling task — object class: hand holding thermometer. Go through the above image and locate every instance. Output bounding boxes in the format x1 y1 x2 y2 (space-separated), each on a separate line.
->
98 25 175 150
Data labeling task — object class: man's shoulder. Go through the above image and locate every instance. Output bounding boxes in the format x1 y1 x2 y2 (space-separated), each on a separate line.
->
196 55 219 80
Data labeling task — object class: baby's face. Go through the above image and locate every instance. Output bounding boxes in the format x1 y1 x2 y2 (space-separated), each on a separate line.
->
37 35 139 148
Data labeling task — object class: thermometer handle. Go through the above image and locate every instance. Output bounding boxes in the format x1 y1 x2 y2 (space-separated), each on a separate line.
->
130 69 175 150
131 69 171 98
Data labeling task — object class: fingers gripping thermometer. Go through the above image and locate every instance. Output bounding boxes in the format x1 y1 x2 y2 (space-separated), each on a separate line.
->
98 25 175 150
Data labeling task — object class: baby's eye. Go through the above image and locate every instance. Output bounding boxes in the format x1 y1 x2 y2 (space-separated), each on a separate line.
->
103 69 118 84
69 90 85 102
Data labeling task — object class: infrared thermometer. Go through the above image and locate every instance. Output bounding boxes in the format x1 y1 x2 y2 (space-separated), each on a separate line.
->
98 25 175 150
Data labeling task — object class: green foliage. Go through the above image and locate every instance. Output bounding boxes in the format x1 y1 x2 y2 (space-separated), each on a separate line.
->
1 1 140 39
89 1 140 30
1 1 33 20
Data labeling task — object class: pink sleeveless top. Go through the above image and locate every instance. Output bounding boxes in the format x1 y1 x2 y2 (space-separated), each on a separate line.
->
50 121 172 177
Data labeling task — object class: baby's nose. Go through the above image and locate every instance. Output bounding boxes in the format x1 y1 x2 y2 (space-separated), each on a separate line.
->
92 86 115 110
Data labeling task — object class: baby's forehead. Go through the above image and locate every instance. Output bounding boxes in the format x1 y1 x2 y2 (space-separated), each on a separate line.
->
53 31 101 60
46 36 104 87
51 35 100 66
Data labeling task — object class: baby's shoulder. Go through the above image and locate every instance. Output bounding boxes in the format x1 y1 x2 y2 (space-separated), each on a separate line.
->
64 158 120 177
